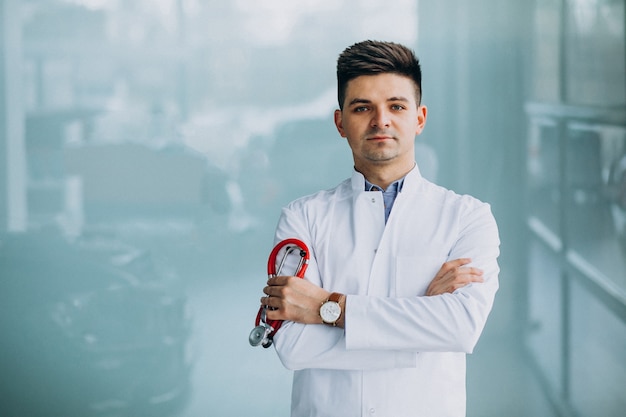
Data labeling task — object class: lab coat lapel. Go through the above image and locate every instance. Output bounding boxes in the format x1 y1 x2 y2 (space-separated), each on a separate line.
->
351 170 396 296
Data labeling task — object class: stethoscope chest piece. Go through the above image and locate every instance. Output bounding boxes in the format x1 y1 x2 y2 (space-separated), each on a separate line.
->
249 305 275 348
248 324 273 349
249 324 270 347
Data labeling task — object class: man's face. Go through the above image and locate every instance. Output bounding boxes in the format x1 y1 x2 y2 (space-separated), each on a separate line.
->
334 73 427 173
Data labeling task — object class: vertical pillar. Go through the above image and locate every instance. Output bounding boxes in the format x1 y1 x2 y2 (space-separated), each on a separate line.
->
0 0 27 233
416 0 460 189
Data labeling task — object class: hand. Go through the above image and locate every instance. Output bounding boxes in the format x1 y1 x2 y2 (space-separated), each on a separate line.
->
426 258 483 296
262 276 330 324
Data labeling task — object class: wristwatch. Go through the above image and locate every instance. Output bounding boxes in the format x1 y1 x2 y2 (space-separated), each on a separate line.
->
320 292 343 325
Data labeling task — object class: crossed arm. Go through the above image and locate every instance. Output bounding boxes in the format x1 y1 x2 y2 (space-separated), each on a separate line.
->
261 257 484 328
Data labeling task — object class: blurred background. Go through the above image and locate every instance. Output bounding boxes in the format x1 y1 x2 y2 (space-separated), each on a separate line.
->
0 0 624 416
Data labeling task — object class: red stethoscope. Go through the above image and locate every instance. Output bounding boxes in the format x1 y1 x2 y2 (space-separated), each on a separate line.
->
249 238 309 348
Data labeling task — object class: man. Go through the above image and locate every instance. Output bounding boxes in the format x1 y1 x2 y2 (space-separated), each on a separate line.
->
261 40 500 417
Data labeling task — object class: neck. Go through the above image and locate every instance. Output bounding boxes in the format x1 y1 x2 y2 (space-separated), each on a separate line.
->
356 162 415 190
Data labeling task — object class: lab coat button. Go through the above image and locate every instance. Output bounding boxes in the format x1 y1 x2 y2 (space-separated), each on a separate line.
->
369 408 375 414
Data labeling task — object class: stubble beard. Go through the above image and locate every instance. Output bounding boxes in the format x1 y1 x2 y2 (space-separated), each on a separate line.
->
362 138 399 164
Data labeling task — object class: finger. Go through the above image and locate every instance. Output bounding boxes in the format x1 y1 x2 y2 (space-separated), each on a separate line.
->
265 308 286 321
444 270 484 284
451 275 485 290
263 285 287 298
441 265 483 281
260 295 281 309
464 266 483 276
427 270 484 296
456 274 484 284
454 272 484 285
468 274 484 283
267 275 291 286
442 258 472 268
435 258 472 278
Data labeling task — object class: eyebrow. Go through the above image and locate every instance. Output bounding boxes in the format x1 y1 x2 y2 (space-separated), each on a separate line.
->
347 96 410 106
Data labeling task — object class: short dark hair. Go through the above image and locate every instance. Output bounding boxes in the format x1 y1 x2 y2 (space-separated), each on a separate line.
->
336 40 422 110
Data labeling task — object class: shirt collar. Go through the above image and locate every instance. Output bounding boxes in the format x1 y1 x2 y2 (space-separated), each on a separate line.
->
351 164 421 193
365 177 405 193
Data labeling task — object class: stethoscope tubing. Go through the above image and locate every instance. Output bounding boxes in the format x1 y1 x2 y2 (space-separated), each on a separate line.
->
250 238 309 348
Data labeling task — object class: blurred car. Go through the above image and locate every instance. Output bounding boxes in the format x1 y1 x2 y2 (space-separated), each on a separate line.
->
0 228 190 417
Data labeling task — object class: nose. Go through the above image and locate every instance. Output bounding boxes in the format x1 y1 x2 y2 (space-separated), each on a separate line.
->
370 107 390 128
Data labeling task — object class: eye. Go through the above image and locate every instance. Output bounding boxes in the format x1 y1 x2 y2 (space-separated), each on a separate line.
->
391 104 406 111
353 106 369 113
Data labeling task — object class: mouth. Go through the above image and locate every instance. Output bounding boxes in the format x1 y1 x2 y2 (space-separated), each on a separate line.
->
367 136 393 145
367 135 394 141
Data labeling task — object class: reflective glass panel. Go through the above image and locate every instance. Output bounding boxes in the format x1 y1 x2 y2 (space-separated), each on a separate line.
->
570 275 626 417
526 237 563 394
566 122 626 294
565 0 626 106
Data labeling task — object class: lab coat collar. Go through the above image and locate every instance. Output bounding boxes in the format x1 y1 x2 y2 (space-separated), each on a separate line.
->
351 164 423 193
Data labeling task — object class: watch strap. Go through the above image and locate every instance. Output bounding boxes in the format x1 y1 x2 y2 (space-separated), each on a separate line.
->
328 292 342 303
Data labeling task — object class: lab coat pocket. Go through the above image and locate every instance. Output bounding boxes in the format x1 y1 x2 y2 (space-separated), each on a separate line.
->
394 252 447 297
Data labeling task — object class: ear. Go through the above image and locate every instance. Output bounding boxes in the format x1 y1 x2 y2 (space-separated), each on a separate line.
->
334 109 346 138
415 105 427 136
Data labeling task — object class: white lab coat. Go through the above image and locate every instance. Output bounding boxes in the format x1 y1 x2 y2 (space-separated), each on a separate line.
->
273 166 500 417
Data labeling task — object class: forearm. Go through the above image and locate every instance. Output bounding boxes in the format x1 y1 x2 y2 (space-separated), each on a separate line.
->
268 249 498 362
265 285 416 371
273 320 417 371
345 282 496 353
345 251 499 353
273 275 496 370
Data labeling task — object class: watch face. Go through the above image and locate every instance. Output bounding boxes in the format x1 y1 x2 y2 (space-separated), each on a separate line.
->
320 301 341 323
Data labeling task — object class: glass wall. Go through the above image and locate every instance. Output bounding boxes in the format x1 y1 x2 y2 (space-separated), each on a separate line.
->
1 1 420 416
525 0 626 415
